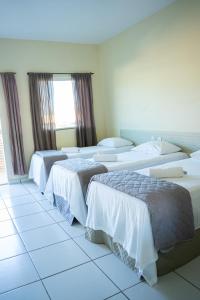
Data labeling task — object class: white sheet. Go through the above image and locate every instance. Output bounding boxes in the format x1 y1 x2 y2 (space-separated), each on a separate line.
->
45 151 187 226
102 151 187 171
66 145 133 158
86 158 200 286
28 145 132 192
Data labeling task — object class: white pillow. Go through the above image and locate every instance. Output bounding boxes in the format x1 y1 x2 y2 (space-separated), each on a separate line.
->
98 137 133 148
190 150 200 159
132 141 181 155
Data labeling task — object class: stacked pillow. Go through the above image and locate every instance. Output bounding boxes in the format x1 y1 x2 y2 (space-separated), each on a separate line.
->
98 137 182 155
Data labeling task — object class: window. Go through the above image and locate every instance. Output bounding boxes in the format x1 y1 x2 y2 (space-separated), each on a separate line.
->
53 76 76 129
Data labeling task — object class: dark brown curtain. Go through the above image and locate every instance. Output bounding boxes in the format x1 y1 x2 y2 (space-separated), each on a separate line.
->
72 73 97 147
28 73 56 151
1 73 26 175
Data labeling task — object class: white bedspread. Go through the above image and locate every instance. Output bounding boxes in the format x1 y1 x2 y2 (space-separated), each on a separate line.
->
86 158 200 285
101 151 187 171
29 145 133 192
45 151 187 225
66 145 133 158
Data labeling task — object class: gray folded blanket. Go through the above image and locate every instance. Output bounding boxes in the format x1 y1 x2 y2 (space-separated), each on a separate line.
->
36 150 67 180
55 158 108 197
90 170 194 251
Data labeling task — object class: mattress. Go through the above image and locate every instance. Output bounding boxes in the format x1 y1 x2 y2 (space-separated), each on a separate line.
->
28 145 132 192
45 151 188 225
86 158 200 285
101 151 188 171
66 145 133 158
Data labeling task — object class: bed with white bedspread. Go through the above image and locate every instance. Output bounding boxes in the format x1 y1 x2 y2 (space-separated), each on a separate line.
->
45 150 187 226
29 144 133 192
85 158 200 285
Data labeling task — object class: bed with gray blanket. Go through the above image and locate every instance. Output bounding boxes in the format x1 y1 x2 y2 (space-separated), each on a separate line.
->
46 158 108 225
45 152 188 225
28 144 133 193
36 150 67 177
89 170 194 251
85 158 200 285
29 150 67 192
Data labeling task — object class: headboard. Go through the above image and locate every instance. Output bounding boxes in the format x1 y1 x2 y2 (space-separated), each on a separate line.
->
120 129 200 153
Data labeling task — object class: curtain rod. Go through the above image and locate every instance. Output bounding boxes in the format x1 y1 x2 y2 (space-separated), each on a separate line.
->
0 72 16 75
27 72 94 75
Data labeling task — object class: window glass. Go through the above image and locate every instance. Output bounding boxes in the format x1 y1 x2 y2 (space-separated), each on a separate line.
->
53 79 76 129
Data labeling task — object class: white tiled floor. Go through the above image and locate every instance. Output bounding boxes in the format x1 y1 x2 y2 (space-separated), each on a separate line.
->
13 211 54 232
0 219 16 238
0 182 200 300
0 201 5 210
19 223 70 251
0 209 10 222
95 254 141 290
8 202 43 218
3 194 36 208
0 234 26 260
30 240 90 278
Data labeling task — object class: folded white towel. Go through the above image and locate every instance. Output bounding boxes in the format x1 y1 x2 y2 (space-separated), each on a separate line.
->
149 167 185 178
61 147 80 153
93 154 117 162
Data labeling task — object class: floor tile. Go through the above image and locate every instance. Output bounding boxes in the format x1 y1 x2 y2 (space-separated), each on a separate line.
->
0 220 17 238
22 182 40 193
47 209 66 222
176 256 200 288
0 185 29 198
0 234 26 260
0 182 199 300
0 184 24 191
107 293 128 300
75 236 111 259
30 240 90 278
0 201 5 210
43 261 119 300
3 194 36 208
0 281 49 300
8 202 44 218
20 223 70 251
38 200 54 211
0 209 10 222
95 254 140 290
59 221 85 238
13 212 55 232
0 254 39 294
124 272 200 300
32 192 47 201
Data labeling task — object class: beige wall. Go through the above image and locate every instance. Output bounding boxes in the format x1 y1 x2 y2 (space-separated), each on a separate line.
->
1 0 200 179
99 0 200 136
0 39 105 175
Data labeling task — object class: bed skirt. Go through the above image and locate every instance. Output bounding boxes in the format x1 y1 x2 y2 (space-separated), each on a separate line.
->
53 194 75 225
86 228 200 276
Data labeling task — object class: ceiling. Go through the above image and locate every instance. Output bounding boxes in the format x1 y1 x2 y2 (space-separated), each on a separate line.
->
0 0 175 44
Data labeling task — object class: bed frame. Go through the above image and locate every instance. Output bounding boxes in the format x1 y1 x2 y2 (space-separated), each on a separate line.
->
120 129 200 153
